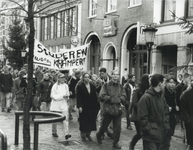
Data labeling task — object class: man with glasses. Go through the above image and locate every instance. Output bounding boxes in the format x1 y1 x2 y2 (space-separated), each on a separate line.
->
96 70 126 149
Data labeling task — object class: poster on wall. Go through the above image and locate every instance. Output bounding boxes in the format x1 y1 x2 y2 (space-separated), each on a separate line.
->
33 39 91 70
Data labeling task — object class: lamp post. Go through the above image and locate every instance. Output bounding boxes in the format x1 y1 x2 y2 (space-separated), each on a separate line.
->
143 25 158 74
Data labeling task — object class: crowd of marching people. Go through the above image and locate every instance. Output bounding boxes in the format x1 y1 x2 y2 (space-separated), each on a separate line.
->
0 64 193 150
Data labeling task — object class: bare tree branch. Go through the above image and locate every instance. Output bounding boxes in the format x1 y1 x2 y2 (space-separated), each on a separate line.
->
7 0 28 14
170 11 193 34
34 0 67 14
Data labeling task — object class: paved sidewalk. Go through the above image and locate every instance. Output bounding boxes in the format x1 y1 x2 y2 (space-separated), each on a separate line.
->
0 106 188 150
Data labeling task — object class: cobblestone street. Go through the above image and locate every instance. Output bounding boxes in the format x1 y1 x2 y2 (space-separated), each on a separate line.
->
0 106 188 150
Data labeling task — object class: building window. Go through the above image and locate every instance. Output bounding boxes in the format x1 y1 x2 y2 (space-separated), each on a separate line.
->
65 10 69 36
89 0 97 17
41 18 45 40
40 7 77 41
187 0 193 17
188 44 193 63
162 0 176 22
106 0 117 13
72 7 77 35
128 0 142 7
44 18 47 40
50 16 54 39
57 13 61 38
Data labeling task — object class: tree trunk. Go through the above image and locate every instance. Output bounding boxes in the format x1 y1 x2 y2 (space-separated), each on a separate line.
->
23 1 35 149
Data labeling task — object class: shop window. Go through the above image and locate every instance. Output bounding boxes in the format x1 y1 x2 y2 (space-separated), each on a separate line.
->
106 0 117 13
89 0 97 17
161 0 176 22
128 0 142 8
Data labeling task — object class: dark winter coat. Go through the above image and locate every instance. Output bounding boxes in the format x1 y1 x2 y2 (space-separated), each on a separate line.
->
138 87 170 143
76 82 100 132
99 80 126 104
68 77 80 98
123 82 132 106
129 88 145 121
14 77 25 100
175 82 187 108
180 86 193 145
37 79 53 103
0 73 13 93
164 86 177 136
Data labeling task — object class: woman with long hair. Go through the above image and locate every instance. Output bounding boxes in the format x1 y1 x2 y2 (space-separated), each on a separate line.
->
129 74 150 150
76 71 100 141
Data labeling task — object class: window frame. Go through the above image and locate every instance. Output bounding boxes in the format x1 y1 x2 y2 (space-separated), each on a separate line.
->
89 0 97 18
40 7 77 41
161 0 176 23
185 0 193 18
106 0 117 13
128 0 142 8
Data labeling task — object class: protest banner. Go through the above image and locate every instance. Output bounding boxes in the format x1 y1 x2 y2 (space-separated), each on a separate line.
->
34 39 90 70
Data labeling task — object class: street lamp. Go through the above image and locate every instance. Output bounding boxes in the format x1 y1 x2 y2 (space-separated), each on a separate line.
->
143 24 158 74
21 48 27 58
21 48 27 67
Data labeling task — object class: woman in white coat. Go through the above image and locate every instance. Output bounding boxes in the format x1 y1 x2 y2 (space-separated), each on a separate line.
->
50 73 71 140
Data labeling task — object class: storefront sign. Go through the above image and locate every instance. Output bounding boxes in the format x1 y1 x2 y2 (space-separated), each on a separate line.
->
137 21 146 45
103 18 117 37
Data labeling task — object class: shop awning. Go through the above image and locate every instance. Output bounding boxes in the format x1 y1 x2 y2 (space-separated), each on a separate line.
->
156 42 177 50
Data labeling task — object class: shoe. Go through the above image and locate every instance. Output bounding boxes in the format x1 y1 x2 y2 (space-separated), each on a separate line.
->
7 108 11 113
1 108 5 112
107 132 114 139
86 134 93 141
96 133 102 144
65 134 71 140
113 143 122 149
127 125 133 130
52 133 58 137
81 136 87 142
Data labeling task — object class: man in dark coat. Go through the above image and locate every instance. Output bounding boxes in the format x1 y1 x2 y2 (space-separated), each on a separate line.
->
175 73 191 128
138 74 170 150
37 72 53 111
123 74 136 130
180 83 193 150
68 70 81 120
0 66 13 112
176 73 191 111
96 70 126 149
